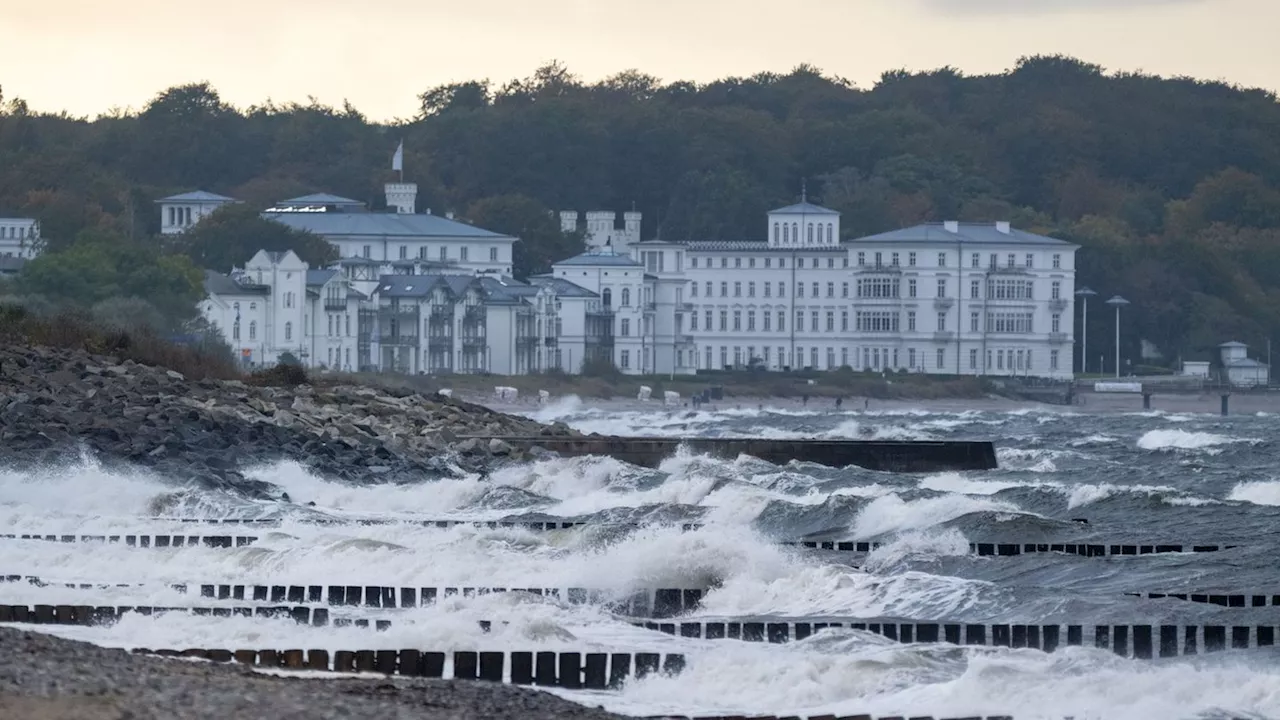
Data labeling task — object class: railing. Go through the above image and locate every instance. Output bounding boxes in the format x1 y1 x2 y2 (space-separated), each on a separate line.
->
516 336 538 348
378 333 418 345
463 305 485 322
460 335 485 348
544 337 558 347
587 308 615 317
323 299 346 311
933 331 955 342
855 264 903 274
987 265 1029 275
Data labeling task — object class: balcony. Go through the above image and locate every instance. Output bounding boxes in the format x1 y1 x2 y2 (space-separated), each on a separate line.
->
933 297 954 310
544 337 558 347
463 305 485 322
461 335 486 349
378 332 418 346
587 307 615 318
1049 298 1069 312
933 331 955 342
986 265 1030 276
855 263 903 274
644 302 657 312
323 298 346 311
429 308 452 322
1049 332 1069 344
516 335 538 348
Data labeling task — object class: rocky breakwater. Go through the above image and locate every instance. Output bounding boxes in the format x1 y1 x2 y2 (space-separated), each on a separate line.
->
0 344 578 498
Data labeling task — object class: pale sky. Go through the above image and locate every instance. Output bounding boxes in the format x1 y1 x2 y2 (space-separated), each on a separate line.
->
3 0 1276 120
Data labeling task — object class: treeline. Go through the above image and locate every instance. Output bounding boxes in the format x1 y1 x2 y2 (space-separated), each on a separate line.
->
2 56 1280 363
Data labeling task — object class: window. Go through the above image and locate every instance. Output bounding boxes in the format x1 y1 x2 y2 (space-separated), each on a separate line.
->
719 311 728 331
811 311 819 332
1052 254 1062 269
460 247 469 261
621 350 631 369
763 347 771 365
747 311 756 331
970 348 978 370
855 311 899 332
763 312 771 331
691 283 698 298
874 252 882 267
363 245 372 259
986 311 1035 333
490 247 498 262
827 347 835 369
720 282 728 297
690 313 699 331
826 312 835 332
783 224 789 243
621 319 630 336
1025 253 1033 268
1051 281 1061 300
778 282 785 297
1052 314 1061 333
807 224 814 243
971 253 980 268
232 321 240 341
721 258 728 268
764 258 771 269
734 281 742 297
856 278 900 299
779 258 786 269
705 346 713 369
798 284 805 298
989 253 998 269
938 253 947 268
936 279 947 298
796 311 804 332
908 279 917 298
720 346 728 368
797 258 805 269
603 288 613 307
705 281 712 296
692 258 699 269
841 282 849 298
705 310 712 330
936 348 945 369
843 257 849 268
826 282 834 298
825 257 833 269
908 348 916 368
827 224 834 243
764 283 771 298
327 316 333 336
891 252 900 267
733 311 742 331
345 316 350 336
908 252 917 267
907 311 916 331
857 252 866 267
970 312 980 332
970 280 980 299
811 282 819 298
1050 349 1060 371
936 312 946 331
777 311 785 332
439 246 447 261
399 245 408 260
987 279 1034 300
811 347 819 368
773 223 780 243
284 322 293 341
734 257 741 268
749 258 756 269
622 288 631 306
734 347 742 365
419 246 428 259
1007 253 1015 268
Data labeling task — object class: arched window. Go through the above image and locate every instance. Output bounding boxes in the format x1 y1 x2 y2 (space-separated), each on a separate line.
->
792 223 799 243
782 224 789 243
232 321 240 341
284 322 293 341
827 223 833 243
773 223 779 243
807 224 814 243
622 288 631 306
602 288 612 308
249 321 257 340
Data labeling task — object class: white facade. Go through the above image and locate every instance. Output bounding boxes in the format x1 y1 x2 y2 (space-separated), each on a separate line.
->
561 210 642 255
156 191 237 235
0 217 42 259
1220 341 1269 387
551 251 661 374
674 208 1079 379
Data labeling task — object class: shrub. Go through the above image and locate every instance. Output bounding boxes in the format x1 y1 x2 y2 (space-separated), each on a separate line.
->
248 362 310 387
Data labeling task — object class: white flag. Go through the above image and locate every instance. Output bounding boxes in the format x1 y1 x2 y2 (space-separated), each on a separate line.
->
392 140 404 172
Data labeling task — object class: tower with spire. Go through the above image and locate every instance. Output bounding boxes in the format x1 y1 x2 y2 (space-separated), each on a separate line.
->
766 181 839 248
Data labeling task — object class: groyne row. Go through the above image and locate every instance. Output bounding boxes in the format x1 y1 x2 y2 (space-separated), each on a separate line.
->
646 716 1014 720
2 533 1241 557
634 619 1280 657
0 604 396 629
130 647 684 688
1126 592 1280 607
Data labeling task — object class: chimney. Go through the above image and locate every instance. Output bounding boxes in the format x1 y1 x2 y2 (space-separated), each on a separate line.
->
446 211 455 220
943 220 959 233
384 182 417 214
995 221 1011 234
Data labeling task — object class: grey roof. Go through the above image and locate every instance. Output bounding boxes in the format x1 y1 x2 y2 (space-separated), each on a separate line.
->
1226 358 1268 368
202 270 270 296
0 257 25 274
306 269 338 287
852 222 1076 247
156 190 237 204
375 274 450 299
686 241 844 253
529 275 599 298
770 201 839 216
280 193 365 207
478 276 538 305
1219 341 1249 348
264 211 511 239
555 251 642 267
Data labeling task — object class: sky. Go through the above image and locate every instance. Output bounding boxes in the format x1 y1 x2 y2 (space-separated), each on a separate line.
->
2 0 1276 120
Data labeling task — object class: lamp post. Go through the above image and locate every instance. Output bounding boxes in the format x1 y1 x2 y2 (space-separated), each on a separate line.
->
1106 295 1130 378
1075 286 1096 375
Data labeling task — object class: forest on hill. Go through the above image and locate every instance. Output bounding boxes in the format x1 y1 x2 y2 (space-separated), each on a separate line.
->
2 55 1280 367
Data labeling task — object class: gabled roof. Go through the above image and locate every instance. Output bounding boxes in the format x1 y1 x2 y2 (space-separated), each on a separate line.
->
264 211 512 240
529 275 598 298
156 190 237 204
478 276 539 305
770 201 839 216
853 222 1076 247
554 251 642 267
202 270 270 296
280 193 365 207
305 269 338 287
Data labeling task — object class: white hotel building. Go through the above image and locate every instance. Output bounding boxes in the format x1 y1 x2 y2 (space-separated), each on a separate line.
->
677 202 1078 379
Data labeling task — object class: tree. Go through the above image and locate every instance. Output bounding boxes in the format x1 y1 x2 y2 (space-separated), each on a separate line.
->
16 230 203 328
170 203 337 271
465 194 584 278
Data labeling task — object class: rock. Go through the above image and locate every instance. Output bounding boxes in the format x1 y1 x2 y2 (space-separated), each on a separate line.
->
488 438 513 455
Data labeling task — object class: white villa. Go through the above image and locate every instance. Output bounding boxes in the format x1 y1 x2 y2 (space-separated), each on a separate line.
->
0 217 42 260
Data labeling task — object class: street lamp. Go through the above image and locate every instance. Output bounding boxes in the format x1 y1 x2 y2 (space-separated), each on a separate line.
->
1075 287 1096 375
1106 295 1130 378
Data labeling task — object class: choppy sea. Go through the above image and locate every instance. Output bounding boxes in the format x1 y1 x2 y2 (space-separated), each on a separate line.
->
3 397 1280 719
